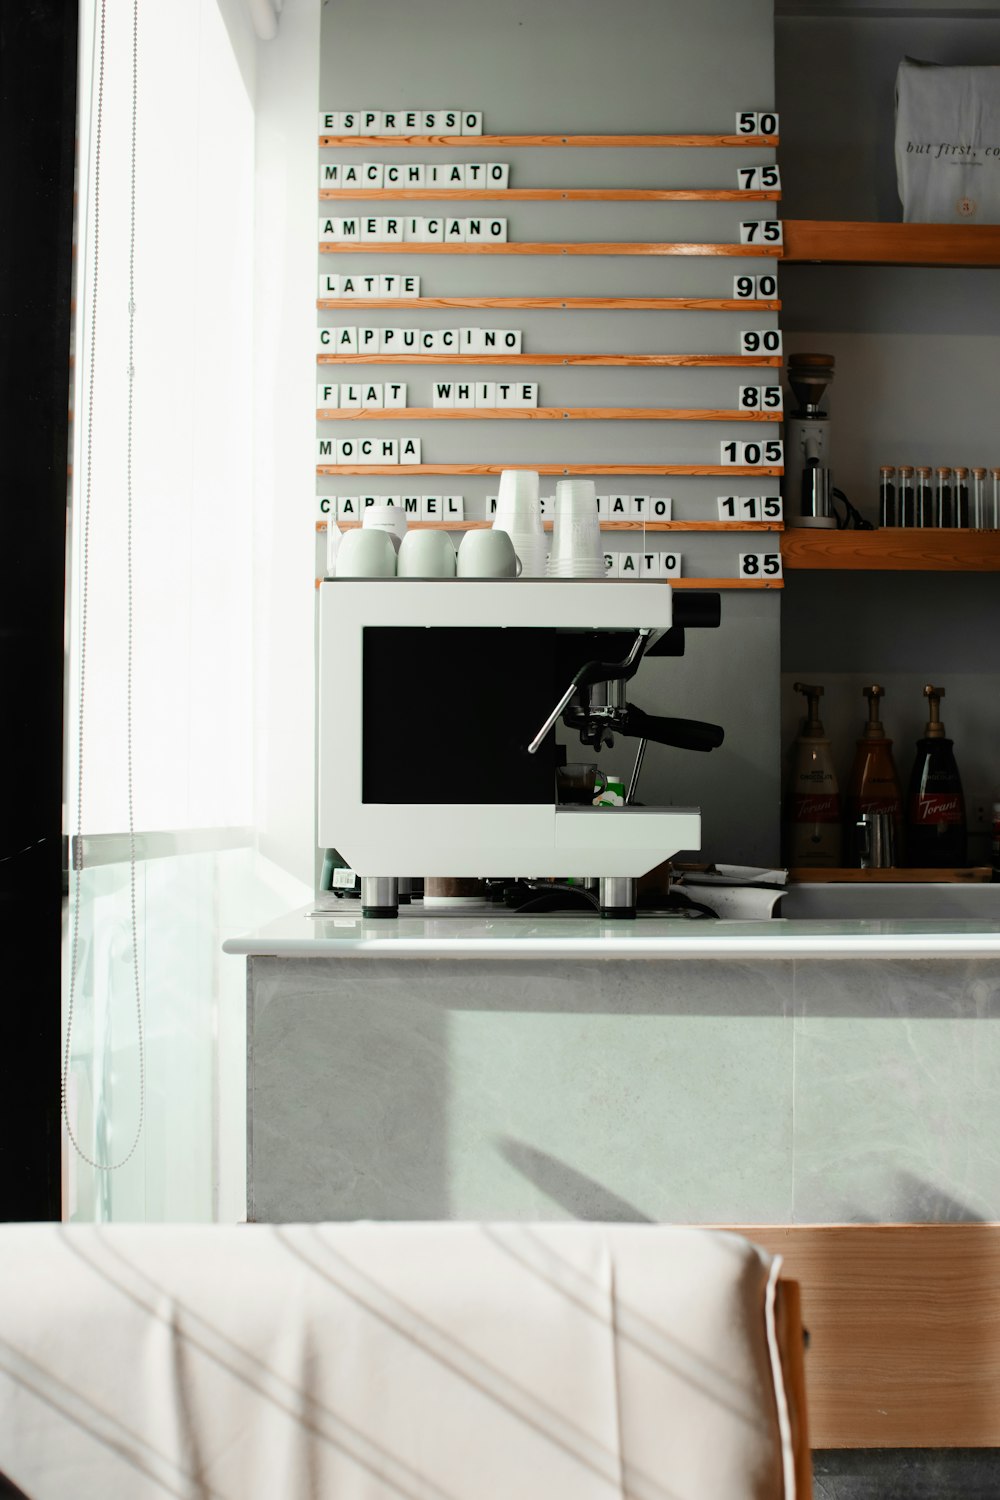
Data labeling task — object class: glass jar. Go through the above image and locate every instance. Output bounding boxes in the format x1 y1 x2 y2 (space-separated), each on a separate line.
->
898 465 915 527
952 467 969 527
916 466 933 527
992 468 1000 530
935 466 953 528
878 465 896 527
971 468 987 529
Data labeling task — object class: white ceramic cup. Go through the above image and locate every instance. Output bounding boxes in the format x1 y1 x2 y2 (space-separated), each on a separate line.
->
396 528 457 578
457 528 521 578
363 503 408 549
335 527 397 578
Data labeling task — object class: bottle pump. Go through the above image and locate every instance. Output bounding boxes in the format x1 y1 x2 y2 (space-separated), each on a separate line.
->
845 685 904 865
907 685 966 868
786 682 842 867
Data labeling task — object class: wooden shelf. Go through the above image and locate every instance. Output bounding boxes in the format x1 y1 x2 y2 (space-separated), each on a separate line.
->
318 407 782 422
319 133 780 149
783 219 1000 268
317 296 782 311
318 463 783 477
316 519 784 533
320 187 781 202
321 240 783 258
318 353 783 367
781 528 1000 571
316 573 781 590
674 576 781 589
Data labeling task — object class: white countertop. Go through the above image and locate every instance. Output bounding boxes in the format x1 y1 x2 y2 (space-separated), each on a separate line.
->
223 901 1000 960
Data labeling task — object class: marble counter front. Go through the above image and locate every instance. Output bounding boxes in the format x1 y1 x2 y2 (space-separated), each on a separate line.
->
227 905 1000 1228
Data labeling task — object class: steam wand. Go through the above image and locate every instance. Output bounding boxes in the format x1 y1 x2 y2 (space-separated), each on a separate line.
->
626 739 647 805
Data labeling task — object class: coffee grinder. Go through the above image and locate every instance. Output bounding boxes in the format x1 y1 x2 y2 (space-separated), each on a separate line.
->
786 352 837 529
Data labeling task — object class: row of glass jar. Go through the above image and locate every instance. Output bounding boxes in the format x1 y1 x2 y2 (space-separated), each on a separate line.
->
878 465 1000 529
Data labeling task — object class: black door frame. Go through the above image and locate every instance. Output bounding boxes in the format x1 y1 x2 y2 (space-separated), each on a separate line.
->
0 1 79 1219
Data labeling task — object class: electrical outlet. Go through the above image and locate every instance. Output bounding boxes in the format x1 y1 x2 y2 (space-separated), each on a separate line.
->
969 792 996 833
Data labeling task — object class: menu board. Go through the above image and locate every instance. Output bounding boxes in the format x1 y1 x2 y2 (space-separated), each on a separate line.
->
314 4 783 591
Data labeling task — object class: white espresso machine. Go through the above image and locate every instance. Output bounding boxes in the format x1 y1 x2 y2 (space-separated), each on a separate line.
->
317 579 724 918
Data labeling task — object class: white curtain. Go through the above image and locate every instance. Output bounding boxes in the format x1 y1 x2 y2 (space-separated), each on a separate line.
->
66 0 319 1222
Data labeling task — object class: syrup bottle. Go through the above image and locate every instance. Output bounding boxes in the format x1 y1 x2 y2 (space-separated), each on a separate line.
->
845 685 904 864
786 682 842 867
907 685 967 868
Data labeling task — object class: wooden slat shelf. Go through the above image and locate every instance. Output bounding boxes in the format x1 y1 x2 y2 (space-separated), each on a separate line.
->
318 353 783 367
320 240 783 258
673 576 782 589
317 297 782 311
318 406 783 422
783 219 1000 268
316 574 781 590
320 187 781 202
316 519 784 533
781 528 1000 571
319 133 780 149
318 463 783 477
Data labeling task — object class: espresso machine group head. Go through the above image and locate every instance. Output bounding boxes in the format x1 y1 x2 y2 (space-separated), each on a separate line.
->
317 580 725 918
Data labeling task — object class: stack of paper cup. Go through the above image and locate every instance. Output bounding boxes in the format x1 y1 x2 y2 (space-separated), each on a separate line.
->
492 468 546 578
548 479 604 578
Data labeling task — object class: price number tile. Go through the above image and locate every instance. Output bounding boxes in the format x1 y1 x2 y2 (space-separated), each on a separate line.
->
717 495 783 521
739 551 783 579
736 165 781 191
736 111 780 136
739 384 783 411
733 272 779 300
720 439 784 467
739 328 782 356
739 220 783 245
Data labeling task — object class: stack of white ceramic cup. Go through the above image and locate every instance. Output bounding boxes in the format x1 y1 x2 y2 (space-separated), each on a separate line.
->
492 468 546 577
362 503 408 551
547 479 604 578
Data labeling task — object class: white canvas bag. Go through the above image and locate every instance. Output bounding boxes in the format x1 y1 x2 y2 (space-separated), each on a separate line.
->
895 56 1000 223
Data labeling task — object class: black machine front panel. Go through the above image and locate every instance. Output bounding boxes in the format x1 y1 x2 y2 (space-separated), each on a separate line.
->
362 627 561 805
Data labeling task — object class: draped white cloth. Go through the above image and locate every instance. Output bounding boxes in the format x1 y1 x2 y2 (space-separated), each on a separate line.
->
0 1223 793 1500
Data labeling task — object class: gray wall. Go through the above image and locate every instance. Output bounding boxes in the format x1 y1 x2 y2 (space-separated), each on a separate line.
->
319 0 781 865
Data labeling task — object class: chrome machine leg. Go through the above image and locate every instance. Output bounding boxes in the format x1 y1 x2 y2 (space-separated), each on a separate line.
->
599 875 636 920
361 876 399 918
